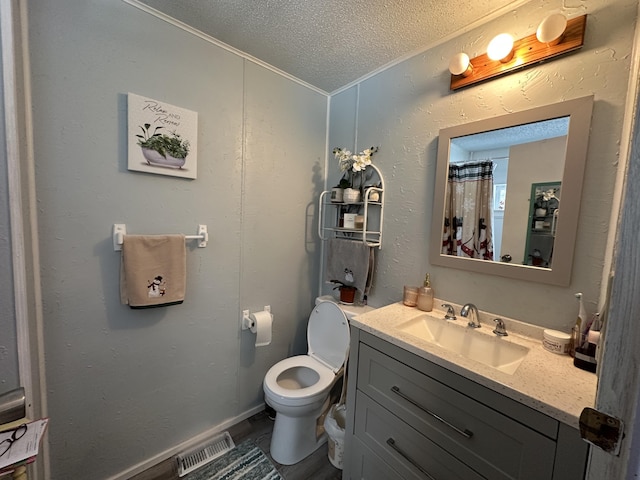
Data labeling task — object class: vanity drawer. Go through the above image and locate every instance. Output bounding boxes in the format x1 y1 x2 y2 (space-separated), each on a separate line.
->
354 391 486 480
357 343 556 480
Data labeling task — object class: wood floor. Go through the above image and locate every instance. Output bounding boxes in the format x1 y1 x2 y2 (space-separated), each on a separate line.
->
130 409 343 480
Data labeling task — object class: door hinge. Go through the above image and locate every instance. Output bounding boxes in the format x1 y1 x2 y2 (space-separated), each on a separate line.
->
579 407 624 455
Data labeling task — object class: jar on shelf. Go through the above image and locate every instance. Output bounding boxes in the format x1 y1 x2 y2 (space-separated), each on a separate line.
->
343 188 361 203
330 187 344 203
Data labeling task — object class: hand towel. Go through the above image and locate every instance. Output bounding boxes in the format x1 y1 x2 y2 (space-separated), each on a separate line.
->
120 234 186 308
325 238 375 297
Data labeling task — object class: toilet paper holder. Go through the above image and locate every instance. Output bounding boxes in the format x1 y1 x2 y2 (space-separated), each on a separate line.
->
242 306 271 330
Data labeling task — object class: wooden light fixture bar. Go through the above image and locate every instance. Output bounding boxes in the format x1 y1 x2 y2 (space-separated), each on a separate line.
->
450 14 587 91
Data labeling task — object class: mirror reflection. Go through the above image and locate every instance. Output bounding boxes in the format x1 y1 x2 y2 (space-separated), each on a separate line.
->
524 182 561 267
430 96 594 286
443 117 569 269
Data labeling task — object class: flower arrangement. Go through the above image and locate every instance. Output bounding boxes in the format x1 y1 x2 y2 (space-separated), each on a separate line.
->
534 188 559 211
333 146 378 175
332 146 378 191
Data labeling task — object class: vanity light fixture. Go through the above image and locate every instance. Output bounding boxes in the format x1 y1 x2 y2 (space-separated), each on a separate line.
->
536 13 568 46
449 13 587 91
448 52 473 77
487 33 514 62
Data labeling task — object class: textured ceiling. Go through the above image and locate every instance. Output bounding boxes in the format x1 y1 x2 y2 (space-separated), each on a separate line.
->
137 0 521 93
452 117 570 152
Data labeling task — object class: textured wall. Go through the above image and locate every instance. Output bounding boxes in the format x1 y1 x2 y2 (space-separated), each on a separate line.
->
27 1 326 478
329 0 637 330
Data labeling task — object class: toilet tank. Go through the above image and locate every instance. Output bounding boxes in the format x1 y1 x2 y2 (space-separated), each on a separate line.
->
315 295 374 320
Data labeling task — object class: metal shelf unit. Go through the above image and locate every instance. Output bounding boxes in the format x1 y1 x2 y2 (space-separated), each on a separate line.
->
318 165 384 248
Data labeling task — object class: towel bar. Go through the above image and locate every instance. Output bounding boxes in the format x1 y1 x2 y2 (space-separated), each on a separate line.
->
113 224 208 251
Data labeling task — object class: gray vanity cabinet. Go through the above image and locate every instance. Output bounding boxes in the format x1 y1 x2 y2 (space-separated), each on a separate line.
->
343 329 589 480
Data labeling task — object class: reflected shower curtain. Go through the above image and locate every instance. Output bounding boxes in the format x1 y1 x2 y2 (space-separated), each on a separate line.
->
442 161 494 260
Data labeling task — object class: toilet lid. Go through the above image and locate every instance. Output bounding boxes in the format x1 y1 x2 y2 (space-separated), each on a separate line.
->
307 301 350 372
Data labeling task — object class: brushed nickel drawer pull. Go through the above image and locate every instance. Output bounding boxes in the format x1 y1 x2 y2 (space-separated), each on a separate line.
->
387 437 437 480
391 385 473 439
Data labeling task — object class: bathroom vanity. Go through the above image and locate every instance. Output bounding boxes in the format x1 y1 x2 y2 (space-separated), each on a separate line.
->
342 302 597 480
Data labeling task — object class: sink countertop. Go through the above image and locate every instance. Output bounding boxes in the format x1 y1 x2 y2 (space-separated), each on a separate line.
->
350 301 598 429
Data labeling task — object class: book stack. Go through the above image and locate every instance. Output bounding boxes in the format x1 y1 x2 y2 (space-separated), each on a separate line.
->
0 419 48 479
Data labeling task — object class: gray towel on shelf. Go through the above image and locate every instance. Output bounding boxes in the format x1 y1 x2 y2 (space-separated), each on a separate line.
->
326 238 375 296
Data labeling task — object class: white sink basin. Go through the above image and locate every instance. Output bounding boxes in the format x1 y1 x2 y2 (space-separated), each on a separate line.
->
396 314 530 374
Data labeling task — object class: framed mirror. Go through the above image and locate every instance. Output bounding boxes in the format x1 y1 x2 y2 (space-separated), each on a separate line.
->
430 96 594 286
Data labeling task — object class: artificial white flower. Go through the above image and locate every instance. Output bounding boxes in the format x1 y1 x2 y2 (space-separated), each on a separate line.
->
352 155 372 171
333 146 378 173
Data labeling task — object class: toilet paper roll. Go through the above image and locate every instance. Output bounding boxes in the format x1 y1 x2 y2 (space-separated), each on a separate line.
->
250 310 272 347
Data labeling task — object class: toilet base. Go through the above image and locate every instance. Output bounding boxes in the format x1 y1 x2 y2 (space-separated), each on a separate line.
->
269 399 329 465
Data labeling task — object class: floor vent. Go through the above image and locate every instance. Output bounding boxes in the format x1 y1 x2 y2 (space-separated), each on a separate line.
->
176 431 235 477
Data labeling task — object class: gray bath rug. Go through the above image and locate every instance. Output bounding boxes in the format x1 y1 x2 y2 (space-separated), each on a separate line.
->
183 440 283 480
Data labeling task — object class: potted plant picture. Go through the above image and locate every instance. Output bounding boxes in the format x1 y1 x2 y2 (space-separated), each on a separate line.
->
127 93 198 179
136 123 190 169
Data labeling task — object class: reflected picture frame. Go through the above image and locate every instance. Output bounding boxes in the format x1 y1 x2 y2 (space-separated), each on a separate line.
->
493 184 506 211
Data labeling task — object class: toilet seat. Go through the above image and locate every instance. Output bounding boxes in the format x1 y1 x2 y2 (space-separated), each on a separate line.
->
264 355 335 403
307 301 350 372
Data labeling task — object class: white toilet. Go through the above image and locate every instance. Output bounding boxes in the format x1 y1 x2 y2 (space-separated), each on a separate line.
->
263 297 372 465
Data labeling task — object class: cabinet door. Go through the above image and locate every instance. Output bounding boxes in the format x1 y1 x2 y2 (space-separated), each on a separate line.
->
347 436 407 480
355 392 487 480
553 422 589 480
358 343 557 480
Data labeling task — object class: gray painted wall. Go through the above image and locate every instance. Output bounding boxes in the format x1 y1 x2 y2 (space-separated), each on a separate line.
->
328 0 636 332
28 1 326 478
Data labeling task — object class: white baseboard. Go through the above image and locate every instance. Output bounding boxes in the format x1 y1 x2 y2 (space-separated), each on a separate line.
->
106 403 266 480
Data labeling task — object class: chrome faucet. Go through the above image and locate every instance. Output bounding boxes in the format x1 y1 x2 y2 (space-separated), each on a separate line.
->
441 304 456 320
493 318 508 336
460 303 481 328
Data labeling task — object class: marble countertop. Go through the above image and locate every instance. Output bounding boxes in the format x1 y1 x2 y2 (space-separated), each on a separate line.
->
350 301 598 429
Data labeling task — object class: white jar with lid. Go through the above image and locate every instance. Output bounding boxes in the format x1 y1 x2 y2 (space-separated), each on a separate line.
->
542 329 571 355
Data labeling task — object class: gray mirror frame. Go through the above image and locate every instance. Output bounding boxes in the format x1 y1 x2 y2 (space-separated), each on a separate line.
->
430 95 594 286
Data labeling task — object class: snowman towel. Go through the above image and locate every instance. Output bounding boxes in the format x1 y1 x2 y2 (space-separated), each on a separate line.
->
325 238 375 298
120 234 186 308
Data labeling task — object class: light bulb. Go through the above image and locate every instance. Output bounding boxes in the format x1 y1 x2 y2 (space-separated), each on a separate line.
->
449 53 473 77
487 33 514 62
536 13 567 46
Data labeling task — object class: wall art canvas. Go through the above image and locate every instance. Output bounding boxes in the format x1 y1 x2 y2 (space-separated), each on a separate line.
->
127 93 198 179
493 183 506 211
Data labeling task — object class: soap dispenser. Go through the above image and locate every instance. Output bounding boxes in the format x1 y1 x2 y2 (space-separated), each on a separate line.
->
417 273 434 312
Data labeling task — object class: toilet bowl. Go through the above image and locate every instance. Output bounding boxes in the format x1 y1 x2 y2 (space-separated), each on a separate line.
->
263 297 372 465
